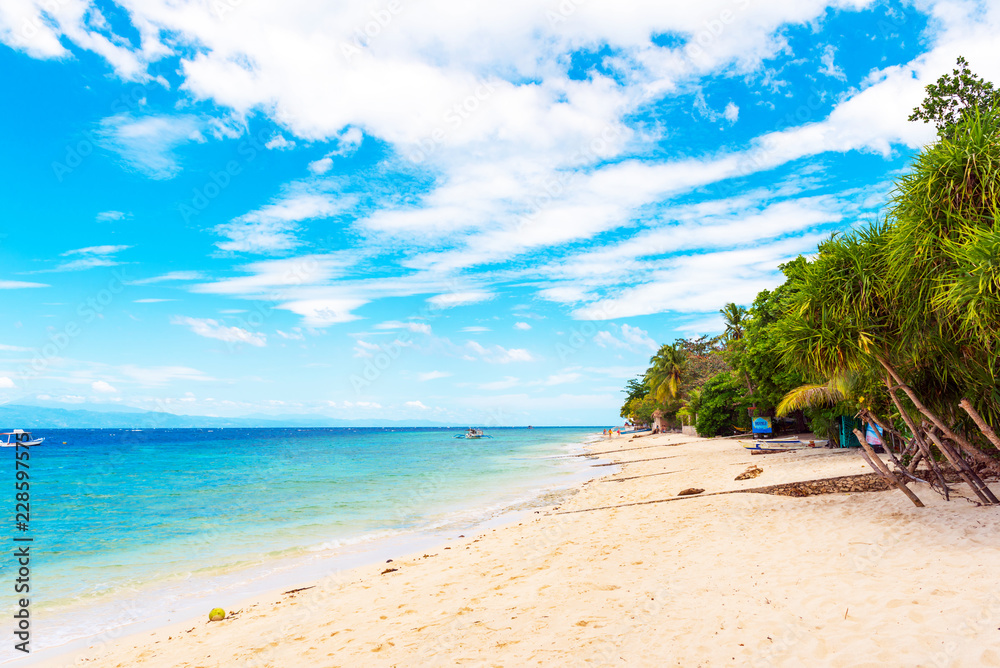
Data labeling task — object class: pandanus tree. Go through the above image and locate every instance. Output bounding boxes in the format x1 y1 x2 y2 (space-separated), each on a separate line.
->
778 107 1000 506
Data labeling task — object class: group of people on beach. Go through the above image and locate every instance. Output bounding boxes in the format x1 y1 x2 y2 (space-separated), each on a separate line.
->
602 428 621 437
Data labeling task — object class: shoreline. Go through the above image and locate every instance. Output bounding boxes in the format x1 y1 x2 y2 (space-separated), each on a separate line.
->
18 430 614 666
31 431 1000 666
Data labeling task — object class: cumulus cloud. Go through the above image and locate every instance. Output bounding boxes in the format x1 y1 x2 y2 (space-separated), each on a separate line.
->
91 380 118 393
513 322 531 330
405 400 429 410
0 377 15 388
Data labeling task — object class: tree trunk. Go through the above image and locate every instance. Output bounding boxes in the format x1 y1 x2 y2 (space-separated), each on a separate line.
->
925 429 998 505
878 358 998 471
884 377 951 499
959 398 1000 454
853 428 924 507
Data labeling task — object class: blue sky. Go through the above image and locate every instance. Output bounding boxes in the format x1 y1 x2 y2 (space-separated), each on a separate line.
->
0 0 995 425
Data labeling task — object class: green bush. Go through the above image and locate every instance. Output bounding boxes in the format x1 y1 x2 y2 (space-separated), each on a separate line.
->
696 371 750 437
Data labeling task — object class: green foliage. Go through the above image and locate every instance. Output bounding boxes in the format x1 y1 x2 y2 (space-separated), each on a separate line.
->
728 257 810 416
623 376 649 402
695 372 749 437
780 107 1000 445
618 60 1000 451
621 394 676 425
644 343 686 402
719 303 747 341
909 56 1000 138
674 335 729 390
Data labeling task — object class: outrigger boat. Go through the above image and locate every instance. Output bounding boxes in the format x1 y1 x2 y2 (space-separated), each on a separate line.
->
740 438 827 452
455 428 492 439
1 429 44 447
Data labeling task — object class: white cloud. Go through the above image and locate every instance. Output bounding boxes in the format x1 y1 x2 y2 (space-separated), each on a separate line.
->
118 365 214 386
593 324 658 352
134 298 177 303
170 316 267 347
265 134 295 150
280 298 365 326
819 45 846 81
479 376 520 391
215 192 348 254
344 401 382 409
466 341 534 363
418 370 451 381
96 210 128 222
537 372 581 386
308 127 364 174
63 244 130 256
0 280 48 289
48 245 131 272
513 322 531 330
723 102 739 123
405 400 429 410
9 0 997 341
427 291 494 308
352 339 381 358
0 344 29 351
276 328 305 340
461 326 491 332
376 320 432 334
0 377 15 388
132 271 206 284
98 114 206 179
91 380 118 393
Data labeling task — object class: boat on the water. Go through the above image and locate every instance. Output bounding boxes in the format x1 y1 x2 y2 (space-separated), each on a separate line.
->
740 438 827 452
455 428 492 439
1 429 44 447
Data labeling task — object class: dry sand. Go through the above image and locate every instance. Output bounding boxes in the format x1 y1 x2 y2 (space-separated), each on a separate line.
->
37 433 1000 667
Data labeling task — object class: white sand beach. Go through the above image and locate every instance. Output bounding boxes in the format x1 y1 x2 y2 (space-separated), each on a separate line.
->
38 433 1000 667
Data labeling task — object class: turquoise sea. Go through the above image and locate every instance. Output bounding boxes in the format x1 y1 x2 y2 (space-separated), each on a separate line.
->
4 426 605 661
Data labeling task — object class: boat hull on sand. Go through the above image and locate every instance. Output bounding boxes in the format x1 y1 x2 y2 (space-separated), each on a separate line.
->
740 439 827 452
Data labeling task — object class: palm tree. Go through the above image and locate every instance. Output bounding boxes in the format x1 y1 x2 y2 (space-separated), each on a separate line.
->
645 344 686 402
676 387 702 426
775 371 859 417
720 303 747 341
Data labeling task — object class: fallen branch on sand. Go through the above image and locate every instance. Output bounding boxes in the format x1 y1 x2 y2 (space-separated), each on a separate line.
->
555 473 895 515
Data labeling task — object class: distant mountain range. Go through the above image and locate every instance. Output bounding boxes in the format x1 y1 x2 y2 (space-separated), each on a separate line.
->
0 404 457 429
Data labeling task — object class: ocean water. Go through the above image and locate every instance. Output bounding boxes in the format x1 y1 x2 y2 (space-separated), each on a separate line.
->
5 426 605 661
